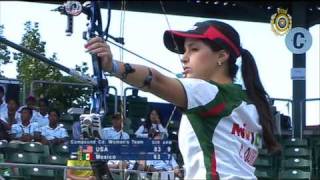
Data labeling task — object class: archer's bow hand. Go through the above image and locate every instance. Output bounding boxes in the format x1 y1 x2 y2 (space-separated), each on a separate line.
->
85 37 113 72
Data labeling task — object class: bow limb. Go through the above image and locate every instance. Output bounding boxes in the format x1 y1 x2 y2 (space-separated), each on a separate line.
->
159 0 183 129
159 0 184 71
86 1 113 180
88 1 108 116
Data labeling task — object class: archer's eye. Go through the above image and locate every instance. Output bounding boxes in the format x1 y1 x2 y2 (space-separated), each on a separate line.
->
190 48 198 52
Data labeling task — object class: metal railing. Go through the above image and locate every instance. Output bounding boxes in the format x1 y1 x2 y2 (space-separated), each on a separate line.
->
30 80 119 114
0 162 182 180
269 98 293 137
123 87 142 119
30 80 93 96
300 98 320 138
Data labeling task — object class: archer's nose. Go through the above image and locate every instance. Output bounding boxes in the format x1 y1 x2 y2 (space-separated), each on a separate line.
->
181 55 189 64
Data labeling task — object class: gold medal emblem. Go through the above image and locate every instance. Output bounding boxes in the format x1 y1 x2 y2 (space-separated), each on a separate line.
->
270 8 292 35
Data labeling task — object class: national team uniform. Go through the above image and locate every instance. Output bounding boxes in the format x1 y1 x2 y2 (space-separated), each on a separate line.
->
32 112 49 127
178 78 262 180
0 102 7 115
102 127 130 140
101 127 132 168
0 111 21 124
10 122 40 138
40 125 68 140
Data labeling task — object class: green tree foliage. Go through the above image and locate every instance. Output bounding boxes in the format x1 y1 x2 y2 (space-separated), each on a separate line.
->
33 75 92 112
35 62 92 112
13 21 62 95
13 21 92 112
0 25 12 77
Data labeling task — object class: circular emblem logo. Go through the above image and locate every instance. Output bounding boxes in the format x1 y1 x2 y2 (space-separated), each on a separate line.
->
270 8 292 35
285 27 312 54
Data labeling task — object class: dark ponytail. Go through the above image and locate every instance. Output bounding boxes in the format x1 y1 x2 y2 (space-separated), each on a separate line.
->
241 49 281 153
201 20 281 153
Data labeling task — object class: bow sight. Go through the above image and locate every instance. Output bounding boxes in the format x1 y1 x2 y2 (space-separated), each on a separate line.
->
53 1 124 43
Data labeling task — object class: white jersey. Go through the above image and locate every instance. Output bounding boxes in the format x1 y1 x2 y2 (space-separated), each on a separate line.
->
178 78 262 180
11 122 40 138
40 125 68 140
32 112 49 127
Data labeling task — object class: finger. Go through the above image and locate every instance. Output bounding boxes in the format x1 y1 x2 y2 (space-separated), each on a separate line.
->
89 47 109 55
85 37 105 48
86 42 107 52
85 42 105 51
97 52 109 57
87 36 104 44
85 37 101 48
105 44 111 51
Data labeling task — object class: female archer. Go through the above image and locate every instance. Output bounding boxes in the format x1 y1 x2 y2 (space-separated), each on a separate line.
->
85 20 281 179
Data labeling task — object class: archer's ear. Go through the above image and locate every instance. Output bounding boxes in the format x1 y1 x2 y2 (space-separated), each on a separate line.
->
217 50 230 63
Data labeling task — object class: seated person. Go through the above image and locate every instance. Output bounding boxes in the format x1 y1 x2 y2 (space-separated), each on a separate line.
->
135 133 183 179
66 159 96 180
17 96 38 120
1 98 20 125
10 107 41 142
72 108 90 140
67 109 96 180
32 98 49 127
135 158 182 179
0 118 9 141
67 108 97 180
145 156 183 179
0 99 20 141
101 113 130 170
102 113 129 140
0 86 7 115
72 121 81 140
135 108 168 139
40 109 68 145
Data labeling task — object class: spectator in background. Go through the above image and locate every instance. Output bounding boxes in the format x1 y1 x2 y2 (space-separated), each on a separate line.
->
146 157 183 179
1 98 21 125
138 155 183 180
102 112 129 140
17 96 38 120
40 109 68 145
153 133 182 179
67 109 96 180
102 113 131 170
0 120 8 141
10 107 41 142
135 108 167 139
0 86 7 114
0 117 9 141
143 155 183 179
67 161 96 180
134 133 183 179
32 98 49 127
72 121 81 140
0 99 20 141
71 120 83 141
71 108 90 140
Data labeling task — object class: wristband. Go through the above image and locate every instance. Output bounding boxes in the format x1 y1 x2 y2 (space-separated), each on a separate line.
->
111 60 120 75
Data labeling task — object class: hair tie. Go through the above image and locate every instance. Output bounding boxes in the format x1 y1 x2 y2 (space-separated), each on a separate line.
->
240 48 246 55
